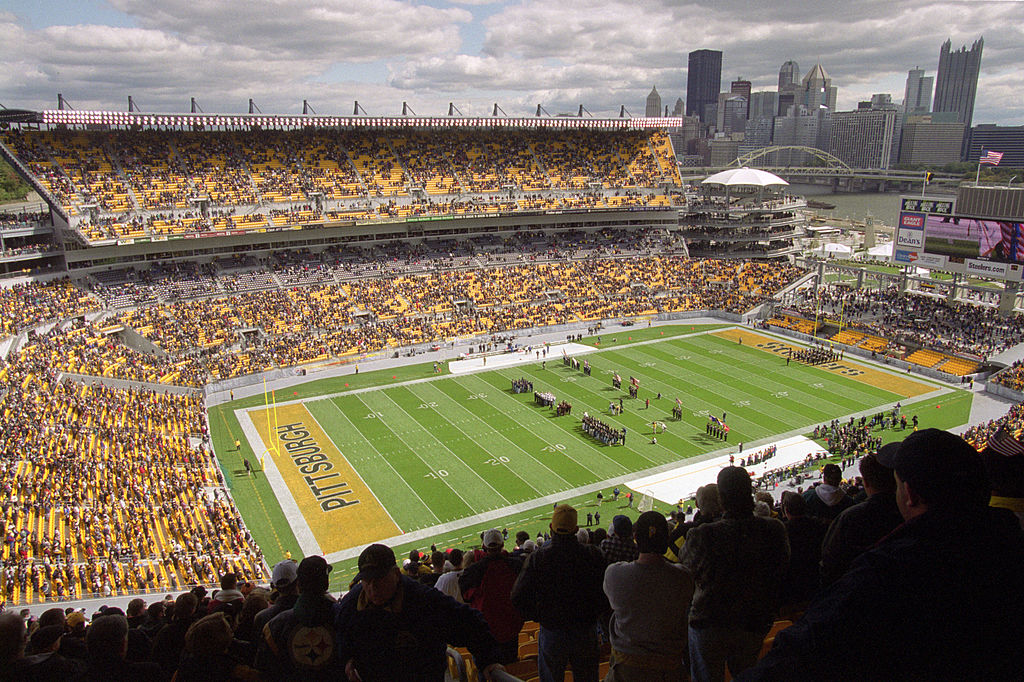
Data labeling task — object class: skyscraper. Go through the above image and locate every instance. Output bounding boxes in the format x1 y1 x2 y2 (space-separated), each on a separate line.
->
903 67 933 114
772 105 832 166
730 78 752 119
646 86 662 118
830 108 898 169
748 92 779 121
671 98 685 117
686 49 722 124
722 96 748 135
933 37 983 129
778 61 800 92
778 60 800 116
801 64 837 112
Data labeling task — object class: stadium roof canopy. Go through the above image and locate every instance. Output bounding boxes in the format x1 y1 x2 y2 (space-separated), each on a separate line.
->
5 109 682 131
0 109 42 124
702 167 789 188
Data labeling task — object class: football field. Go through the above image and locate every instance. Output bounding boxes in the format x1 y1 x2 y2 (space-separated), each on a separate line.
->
213 324 961 579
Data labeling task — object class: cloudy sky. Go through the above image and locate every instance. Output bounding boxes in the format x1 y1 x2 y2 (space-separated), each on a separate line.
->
1 0 1021 124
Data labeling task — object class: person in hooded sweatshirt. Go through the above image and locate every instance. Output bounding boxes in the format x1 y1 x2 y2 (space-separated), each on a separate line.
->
802 463 853 523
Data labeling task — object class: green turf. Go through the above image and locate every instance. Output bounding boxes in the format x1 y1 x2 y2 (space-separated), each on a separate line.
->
207 324 976 580
303 331 920 531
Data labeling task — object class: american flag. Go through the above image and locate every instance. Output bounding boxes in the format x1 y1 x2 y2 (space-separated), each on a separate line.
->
986 426 1024 457
1000 222 1023 262
979 150 1004 165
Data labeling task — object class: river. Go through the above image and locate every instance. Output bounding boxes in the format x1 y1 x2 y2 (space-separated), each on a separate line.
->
789 184 903 227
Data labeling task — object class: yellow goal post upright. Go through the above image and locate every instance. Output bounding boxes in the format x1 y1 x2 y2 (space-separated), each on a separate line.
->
261 378 281 470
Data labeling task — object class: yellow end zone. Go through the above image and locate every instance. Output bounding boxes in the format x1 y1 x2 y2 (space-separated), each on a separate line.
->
713 328 935 397
250 403 400 553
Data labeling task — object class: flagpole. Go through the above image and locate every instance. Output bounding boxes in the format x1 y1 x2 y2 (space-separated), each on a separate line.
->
976 148 983 185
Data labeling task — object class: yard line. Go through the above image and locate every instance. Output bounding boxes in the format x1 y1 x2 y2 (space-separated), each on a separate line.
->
496 366 665 466
302 403 400 531
476 370 645 474
604 342 825 428
322 397 441 526
364 390 512 509
417 379 572 490
625 342 829 427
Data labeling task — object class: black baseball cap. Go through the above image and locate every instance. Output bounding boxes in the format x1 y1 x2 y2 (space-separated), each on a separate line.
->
355 544 397 582
296 555 332 592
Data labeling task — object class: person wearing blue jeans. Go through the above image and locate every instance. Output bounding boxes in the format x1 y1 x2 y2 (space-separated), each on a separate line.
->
687 626 763 682
538 623 600 682
679 467 790 682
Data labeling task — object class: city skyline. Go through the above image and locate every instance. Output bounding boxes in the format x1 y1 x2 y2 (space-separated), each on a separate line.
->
0 0 1021 124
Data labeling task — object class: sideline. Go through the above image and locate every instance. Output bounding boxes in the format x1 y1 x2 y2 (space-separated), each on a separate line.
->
237 324 956 564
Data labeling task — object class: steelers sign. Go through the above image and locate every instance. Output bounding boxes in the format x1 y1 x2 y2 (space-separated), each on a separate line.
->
288 625 334 668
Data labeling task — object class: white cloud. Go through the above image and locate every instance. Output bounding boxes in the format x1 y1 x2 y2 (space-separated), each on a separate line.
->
1 0 1021 123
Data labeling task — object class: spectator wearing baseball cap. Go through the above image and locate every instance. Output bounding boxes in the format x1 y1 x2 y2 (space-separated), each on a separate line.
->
745 429 1024 680
252 559 300 640
334 543 506 680
459 529 525 664
511 504 609 681
258 555 339 679
819 450 904 586
604 510 692 680
600 515 639 565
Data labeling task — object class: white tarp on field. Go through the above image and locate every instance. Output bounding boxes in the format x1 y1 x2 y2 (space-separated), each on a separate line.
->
448 342 596 374
626 435 829 505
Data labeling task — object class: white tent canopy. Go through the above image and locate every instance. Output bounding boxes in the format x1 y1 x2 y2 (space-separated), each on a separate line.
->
867 243 892 261
813 243 854 257
702 167 789 188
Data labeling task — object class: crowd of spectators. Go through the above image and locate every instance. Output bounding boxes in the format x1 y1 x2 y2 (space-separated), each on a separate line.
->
70 255 798 383
0 330 266 604
5 426 1018 681
0 279 100 337
1 126 684 244
991 357 1024 392
0 211 51 231
798 284 1024 357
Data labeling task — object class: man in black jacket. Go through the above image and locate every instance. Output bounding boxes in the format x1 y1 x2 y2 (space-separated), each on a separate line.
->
819 451 903 585
259 555 340 680
742 429 1024 681
680 467 790 682
334 543 505 681
511 504 608 682
253 559 299 639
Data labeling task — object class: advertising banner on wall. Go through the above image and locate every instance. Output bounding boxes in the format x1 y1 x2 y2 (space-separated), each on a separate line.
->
894 195 1024 282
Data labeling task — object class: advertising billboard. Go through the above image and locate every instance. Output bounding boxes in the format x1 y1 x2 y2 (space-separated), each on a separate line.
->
894 195 1024 282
